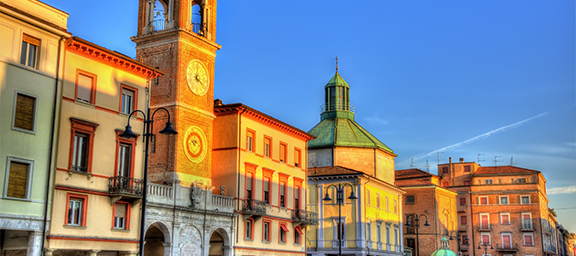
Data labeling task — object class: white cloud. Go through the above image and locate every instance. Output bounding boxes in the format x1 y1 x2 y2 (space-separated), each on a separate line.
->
364 117 389 125
548 186 576 195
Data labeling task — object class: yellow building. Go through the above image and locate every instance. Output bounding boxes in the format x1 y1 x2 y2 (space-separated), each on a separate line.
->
0 0 69 254
307 70 405 256
45 36 163 255
212 100 316 256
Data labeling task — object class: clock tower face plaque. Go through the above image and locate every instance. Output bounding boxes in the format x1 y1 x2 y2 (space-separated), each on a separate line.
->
186 59 210 96
183 125 207 164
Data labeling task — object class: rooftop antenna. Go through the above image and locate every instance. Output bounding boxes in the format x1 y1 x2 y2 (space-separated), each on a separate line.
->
494 156 502 166
335 56 339 72
410 158 416 168
510 156 518 166
477 154 485 164
426 160 430 173
437 152 443 164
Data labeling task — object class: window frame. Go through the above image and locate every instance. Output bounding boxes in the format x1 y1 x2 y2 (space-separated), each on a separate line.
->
279 142 287 163
499 196 509 205
246 129 255 152
119 84 138 114
479 196 488 205
112 201 131 230
500 212 510 225
20 33 40 69
75 69 97 104
464 165 470 172
115 130 138 178
294 226 303 245
393 199 397 214
385 196 389 211
501 233 512 248
461 215 467 225
459 198 466 206
480 232 491 246
293 178 303 210
520 195 530 204
485 179 493 185
294 147 302 168
65 193 88 227
523 233 534 246
279 222 289 244
11 91 38 134
367 190 371 206
405 195 415 204
278 173 289 208
68 118 99 173
245 170 255 200
244 218 254 240
479 213 490 229
262 220 271 242
3 156 34 200
263 136 272 158
376 193 381 208
522 212 532 229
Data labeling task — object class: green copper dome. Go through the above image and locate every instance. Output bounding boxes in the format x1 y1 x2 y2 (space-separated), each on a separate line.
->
430 237 458 256
325 71 349 88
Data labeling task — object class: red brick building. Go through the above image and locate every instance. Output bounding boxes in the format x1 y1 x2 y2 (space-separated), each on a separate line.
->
438 158 556 256
395 169 459 256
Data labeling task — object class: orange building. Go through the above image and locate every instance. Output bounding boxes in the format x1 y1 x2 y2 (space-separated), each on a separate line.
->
46 36 163 255
438 158 556 256
212 100 316 256
395 169 459 256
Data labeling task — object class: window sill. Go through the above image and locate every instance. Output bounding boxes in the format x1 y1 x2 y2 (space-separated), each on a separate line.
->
111 228 130 232
74 100 96 108
262 240 271 244
243 238 253 242
11 127 36 135
293 243 301 246
2 196 31 202
279 242 286 245
68 169 93 179
64 225 86 229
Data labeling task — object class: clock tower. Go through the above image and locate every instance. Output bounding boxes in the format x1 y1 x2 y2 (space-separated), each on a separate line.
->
131 0 220 186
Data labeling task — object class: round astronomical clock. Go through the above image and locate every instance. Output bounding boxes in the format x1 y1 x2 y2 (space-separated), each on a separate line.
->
183 125 207 163
186 59 210 96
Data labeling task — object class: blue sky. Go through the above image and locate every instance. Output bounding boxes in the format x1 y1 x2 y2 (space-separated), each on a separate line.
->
43 0 575 231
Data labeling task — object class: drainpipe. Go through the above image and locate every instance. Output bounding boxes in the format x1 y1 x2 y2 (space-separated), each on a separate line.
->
235 108 246 243
41 35 65 252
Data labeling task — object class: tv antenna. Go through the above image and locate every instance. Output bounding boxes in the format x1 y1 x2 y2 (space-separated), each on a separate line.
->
426 160 431 173
477 154 485 164
410 158 416 168
437 152 443 164
493 156 502 166
510 156 518 166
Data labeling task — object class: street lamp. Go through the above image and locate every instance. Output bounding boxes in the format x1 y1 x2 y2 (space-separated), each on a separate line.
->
322 183 358 256
405 214 430 256
477 242 493 256
120 107 177 256
449 231 469 256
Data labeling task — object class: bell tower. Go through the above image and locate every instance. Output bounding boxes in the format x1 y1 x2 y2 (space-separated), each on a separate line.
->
132 0 220 186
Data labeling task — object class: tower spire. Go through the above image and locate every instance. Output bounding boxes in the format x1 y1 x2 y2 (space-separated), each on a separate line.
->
336 56 339 72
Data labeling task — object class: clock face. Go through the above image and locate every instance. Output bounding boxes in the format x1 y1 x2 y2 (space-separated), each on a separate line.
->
186 59 210 96
183 125 207 163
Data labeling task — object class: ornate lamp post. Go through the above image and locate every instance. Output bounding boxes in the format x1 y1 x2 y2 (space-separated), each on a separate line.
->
322 183 358 256
119 107 177 256
405 213 430 256
477 242 494 256
449 231 469 256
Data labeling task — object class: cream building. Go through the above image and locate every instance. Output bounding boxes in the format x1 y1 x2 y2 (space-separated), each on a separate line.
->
307 71 405 256
45 36 163 255
0 0 69 254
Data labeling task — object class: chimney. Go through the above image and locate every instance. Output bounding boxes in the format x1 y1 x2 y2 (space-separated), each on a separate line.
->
459 158 464 163
449 157 452 164
214 99 223 106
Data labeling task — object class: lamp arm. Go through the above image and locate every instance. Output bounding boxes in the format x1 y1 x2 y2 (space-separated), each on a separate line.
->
151 106 172 121
126 109 147 126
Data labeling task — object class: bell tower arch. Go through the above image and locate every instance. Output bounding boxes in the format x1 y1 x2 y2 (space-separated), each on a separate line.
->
132 0 220 186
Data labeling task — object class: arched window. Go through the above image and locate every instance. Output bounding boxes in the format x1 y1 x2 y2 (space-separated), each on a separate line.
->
152 0 167 31
191 4 202 34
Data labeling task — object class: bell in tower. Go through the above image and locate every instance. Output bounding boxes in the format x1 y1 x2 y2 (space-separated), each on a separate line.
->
132 0 221 186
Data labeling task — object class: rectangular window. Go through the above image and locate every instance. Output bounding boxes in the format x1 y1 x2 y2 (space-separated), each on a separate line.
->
66 194 88 227
521 195 530 204
264 137 271 157
246 172 254 199
294 226 303 244
337 221 345 240
406 195 415 204
117 143 131 177
443 181 449 187
120 87 135 114
294 148 301 167
480 214 489 229
479 196 488 205
386 196 389 211
461 216 467 225
245 219 253 240
485 179 493 185
263 177 270 204
76 72 96 104
522 213 532 229
72 133 89 172
442 167 448 173
462 235 469 244
279 223 288 243
20 34 40 68
376 193 381 208
394 199 397 213
294 186 300 210
367 190 371 205
502 233 512 248
500 196 509 205
523 233 534 245
12 92 37 133
367 222 372 241
4 157 33 199
464 181 471 185
460 198 466 205
246 130 254 152
263 221 271 242
501 213 510 225
280 182 286 207
464 166 470 172
113 202 129 229
377 223 382 242
481 233 490 245
279 143 287 163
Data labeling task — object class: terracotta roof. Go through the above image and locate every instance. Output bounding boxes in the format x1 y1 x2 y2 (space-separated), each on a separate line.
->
307 166 363 177
475 166 540 175
395 168 435 180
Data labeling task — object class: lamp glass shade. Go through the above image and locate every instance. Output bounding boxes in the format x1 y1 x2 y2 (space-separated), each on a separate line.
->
424 220 430 226
120 125 137 139
322 193 332 201
347 191 358 200
159 121 177 135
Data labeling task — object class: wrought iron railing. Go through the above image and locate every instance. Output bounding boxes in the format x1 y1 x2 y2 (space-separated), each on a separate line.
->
496 243 518 251
241 199 266 216
150 19 165 31
109 176 143 197
291 209 319 225
320 103 355 113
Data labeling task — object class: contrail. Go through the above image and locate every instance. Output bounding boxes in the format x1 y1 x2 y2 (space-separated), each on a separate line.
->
411 112 548 161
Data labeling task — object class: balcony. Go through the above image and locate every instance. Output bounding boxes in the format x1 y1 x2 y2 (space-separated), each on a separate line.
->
478 224 491 232
241 199 266 217
108 176 143 202
496 243 519 252
521 222 534 232
291 209 319 226
460 244 469 251
457 204 467 213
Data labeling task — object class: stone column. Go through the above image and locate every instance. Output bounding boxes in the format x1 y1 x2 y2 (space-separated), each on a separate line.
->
27 231 43 256
163 242 171 256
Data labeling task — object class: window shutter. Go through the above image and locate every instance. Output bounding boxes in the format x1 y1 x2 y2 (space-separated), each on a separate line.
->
7 162 29 198
14 94 35 131
115 204 127 218
22 34 40 46
77 74 93 103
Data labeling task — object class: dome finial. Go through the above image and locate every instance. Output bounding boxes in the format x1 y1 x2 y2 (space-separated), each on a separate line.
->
335 56 339 72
